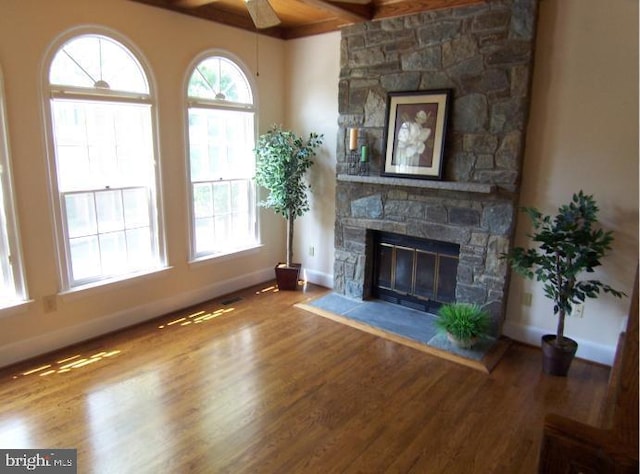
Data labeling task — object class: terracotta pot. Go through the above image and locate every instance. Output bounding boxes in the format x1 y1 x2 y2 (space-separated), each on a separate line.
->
274 263 301 291
541 334 578 376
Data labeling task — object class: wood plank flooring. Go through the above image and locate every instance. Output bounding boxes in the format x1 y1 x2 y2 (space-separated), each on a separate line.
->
0 283 610 473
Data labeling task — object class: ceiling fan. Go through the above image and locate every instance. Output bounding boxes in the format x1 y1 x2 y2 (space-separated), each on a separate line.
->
174 0 371 30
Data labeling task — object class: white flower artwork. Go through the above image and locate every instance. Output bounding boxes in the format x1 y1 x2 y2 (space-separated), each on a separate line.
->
395 110 432 167
384 90 450 180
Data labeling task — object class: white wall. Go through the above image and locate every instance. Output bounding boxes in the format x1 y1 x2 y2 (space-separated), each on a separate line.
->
0 0 287 367
284 33 340 288
503 0 639 364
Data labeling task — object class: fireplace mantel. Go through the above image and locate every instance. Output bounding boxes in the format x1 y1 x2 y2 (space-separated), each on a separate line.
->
337 174 495 194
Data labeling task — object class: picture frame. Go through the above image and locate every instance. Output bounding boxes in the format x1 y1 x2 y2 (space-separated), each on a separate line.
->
382 90 451 180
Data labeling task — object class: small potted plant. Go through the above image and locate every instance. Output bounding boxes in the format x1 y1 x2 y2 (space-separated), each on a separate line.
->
255 125 323 290
503 191 625 376
436 302 490 349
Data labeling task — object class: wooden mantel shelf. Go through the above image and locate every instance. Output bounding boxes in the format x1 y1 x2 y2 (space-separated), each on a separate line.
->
337 174 496 194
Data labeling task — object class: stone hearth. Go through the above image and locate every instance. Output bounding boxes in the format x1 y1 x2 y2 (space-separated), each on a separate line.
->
333 0 538 337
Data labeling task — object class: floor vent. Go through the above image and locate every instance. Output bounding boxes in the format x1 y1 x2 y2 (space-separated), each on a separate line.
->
220 296 243 306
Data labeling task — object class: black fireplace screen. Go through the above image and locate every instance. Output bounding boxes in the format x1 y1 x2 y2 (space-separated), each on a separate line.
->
372 231 459 313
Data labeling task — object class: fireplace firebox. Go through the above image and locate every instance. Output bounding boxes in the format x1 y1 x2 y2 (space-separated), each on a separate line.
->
371 231 459 313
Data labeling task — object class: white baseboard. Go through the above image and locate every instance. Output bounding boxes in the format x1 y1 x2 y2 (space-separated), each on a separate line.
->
0 267 274 369
502 320 615 366
302 268 333 289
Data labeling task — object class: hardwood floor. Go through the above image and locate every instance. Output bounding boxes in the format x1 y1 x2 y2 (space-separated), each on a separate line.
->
0 283 610 473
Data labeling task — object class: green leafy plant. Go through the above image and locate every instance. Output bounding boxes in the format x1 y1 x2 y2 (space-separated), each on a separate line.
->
255 125 323 267
436 303 490 346
503 191 625 348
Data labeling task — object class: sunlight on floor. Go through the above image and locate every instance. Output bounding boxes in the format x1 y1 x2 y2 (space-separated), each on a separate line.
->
10 283 289 382
12 350 122 380
157 307 236 329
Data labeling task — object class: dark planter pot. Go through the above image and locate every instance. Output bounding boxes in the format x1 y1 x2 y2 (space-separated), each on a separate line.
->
275 263 301 291
446 332 478 349
541 334 578 376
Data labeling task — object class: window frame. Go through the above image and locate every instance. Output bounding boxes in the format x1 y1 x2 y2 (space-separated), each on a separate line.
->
43 27 166 291
184 50 260 262
0 66 27 307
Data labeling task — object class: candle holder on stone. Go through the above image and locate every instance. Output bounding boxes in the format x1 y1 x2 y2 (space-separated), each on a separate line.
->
357 133 369 176
346 128 369 176
347 127 358 175
347 148 359 175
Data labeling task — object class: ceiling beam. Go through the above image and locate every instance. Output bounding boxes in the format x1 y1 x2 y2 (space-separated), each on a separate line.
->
296 0 372 23
374 0 485 20
283 17 351 40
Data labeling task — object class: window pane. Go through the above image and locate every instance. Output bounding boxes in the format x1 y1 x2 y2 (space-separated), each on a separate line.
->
232 213 250 243
70 236 100 281
52 101 86 144
231 180 249 213
96 190 124 233
193 183 213 218
194 218 214 254
213 182 230 216
52 100 153 192
214 215 229 245
187 57 252 104
65 193 97 238
50 35 148 94
126 227 153 269
99 231 127 275
99 37 148 93
57 146 91 190
123 188 150 228
188 108 254 181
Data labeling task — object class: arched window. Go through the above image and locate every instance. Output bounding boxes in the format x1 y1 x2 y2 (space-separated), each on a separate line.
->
186 54 257 259
46 33 165 289
0 67 27 306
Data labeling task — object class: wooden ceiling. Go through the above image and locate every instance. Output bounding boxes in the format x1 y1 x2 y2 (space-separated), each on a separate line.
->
130 0 484 39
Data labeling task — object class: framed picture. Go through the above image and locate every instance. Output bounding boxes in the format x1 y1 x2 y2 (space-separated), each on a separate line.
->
382 90 451 180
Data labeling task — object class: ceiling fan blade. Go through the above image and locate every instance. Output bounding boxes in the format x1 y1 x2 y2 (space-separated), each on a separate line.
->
245 0 281 29
331 0 371 3
172 0 220 8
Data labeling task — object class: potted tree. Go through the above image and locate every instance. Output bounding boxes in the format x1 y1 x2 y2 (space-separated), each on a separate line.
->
436 302 490 349
255 125 323 290
504 191 625 376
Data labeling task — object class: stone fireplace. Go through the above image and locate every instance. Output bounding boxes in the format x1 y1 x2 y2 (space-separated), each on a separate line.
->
333 0 538 337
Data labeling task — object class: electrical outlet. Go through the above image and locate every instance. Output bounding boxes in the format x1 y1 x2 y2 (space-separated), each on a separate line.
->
522 292 532 307
43 295 57 313
571 303 584 318
308 246 315 257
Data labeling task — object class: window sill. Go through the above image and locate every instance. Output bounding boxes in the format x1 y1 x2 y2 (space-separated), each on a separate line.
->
59 266 174 302
189 244 264 268
0 299 35 319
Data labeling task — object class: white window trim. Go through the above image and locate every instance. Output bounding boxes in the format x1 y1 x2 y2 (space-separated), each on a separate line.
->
183 50 261 263
42 26 167 291
0 66 28 304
